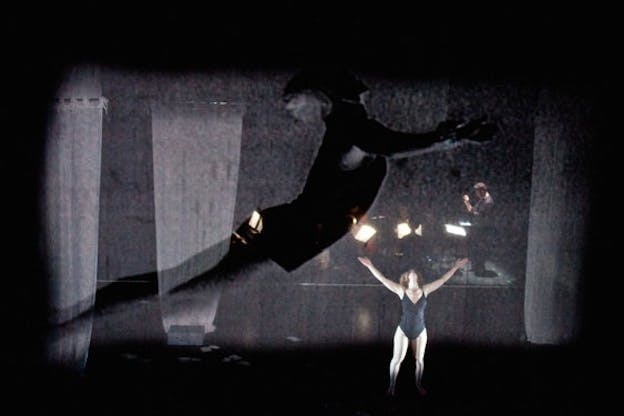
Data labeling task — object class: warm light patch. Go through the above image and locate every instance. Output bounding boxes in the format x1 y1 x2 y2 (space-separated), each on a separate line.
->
248 210 263 231
414 224 423 236
396 222 412 239
354 224 377 243
445 224 467 237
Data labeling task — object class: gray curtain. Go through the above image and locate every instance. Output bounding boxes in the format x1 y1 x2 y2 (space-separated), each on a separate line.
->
42 65 106 368
151 101 245 343
524 86 592 344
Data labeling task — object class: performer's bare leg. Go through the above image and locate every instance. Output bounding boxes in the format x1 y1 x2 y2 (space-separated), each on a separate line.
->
411 329 428 395
388 326 409 396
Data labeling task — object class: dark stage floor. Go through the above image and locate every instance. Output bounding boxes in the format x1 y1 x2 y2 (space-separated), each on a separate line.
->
20 341 590 416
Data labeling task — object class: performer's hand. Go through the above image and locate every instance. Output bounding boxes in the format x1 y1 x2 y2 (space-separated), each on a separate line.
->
454 116 497 142
436 119 464 138
357 256 372 267
454 258 469 268
463 194 470 202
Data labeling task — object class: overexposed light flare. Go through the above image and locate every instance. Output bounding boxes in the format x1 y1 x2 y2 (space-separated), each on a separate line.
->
354 224 377 243
414 224 423 236
396 222 412 239
445 224 467 237
248 210 263 231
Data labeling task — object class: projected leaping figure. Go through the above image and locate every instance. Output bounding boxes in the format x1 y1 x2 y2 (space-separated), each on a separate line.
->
170 68 496 292
70 68 497 332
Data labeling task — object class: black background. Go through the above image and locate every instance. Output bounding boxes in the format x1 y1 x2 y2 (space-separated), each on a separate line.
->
2 3 616 414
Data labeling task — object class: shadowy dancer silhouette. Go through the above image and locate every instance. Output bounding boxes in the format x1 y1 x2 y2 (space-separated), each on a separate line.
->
170 68 496 293
56 68 497 332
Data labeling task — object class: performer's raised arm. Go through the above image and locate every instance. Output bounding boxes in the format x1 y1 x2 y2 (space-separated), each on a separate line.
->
423 257 468 295
357 256 403 296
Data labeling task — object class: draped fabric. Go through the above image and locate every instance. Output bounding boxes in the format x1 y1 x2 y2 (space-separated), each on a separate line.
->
42 78 107 367
43 96 107 323
524 87 592 344
151 102 245 339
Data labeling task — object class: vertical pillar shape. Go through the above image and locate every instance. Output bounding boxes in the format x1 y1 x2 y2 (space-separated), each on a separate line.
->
151 101 245 341
42 65 105 368
525 87 592 344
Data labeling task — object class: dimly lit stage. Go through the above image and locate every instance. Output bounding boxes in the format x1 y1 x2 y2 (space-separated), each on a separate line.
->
24 252 589 416
30 341 586 416
5 4 610 415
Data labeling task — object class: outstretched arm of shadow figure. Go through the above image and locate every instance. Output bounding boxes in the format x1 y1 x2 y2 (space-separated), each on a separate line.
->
357 116 498 158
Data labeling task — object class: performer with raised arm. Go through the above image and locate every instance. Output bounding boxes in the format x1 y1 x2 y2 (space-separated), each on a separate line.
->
357 255 468 396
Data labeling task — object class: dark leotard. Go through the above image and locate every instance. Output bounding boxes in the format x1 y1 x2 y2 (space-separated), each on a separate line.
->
399 292 427 340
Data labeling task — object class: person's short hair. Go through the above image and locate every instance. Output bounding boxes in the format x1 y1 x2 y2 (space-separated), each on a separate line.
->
283 67 369 103
473 182 487 190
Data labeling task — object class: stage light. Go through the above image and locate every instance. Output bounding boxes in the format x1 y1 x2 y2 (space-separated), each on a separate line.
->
396 222 412 239
354 224 377 243
248 210 263 231
444 223 467 237
414 224 423 236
